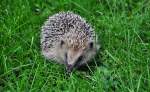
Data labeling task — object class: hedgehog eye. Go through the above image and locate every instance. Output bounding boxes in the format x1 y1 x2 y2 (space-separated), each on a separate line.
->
89 42 94 49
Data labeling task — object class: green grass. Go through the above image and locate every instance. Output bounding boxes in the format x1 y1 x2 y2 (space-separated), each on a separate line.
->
0 0 150 91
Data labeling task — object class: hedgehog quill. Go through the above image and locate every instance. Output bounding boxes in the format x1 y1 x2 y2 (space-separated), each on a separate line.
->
41 11 100 73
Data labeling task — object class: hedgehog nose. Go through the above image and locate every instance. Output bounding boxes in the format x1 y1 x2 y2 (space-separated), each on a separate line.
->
66 64 73 73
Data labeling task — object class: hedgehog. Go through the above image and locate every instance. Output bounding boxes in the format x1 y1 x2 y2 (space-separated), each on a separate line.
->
41 11 100 73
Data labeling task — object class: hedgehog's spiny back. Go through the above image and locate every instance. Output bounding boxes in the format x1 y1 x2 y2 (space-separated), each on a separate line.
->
41 11 95 50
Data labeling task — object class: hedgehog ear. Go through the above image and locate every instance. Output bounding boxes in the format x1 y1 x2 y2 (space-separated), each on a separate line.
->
89 42 94 49
60 40 65 48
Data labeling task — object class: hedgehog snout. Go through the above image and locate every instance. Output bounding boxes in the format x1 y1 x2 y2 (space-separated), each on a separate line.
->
64 53 73 73
65 56 83 73
66 64 73 73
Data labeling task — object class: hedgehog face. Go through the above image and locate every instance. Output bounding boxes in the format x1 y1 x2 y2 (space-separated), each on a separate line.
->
58 40 99 73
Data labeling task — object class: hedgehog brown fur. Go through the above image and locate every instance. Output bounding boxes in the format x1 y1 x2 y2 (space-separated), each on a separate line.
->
41 11 100 73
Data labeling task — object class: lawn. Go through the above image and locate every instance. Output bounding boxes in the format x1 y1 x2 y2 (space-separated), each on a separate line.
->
0 0 150 91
